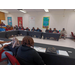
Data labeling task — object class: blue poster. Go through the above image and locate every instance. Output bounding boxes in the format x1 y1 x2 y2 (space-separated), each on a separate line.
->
7 17 12 26
42 17 50 28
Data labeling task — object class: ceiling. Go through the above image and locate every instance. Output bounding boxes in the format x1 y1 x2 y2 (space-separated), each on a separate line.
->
1 9 74 13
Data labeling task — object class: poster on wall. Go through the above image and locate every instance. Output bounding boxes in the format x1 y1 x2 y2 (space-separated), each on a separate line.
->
7 17 12 26
18 17 23 27
42 17 50 28
29 17 35 29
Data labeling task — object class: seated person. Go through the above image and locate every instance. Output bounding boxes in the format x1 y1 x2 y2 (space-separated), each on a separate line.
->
31 27 35 31
21 27 24 30
52 28 58 33
6 26 9 31
6 25 11 31
16 36 45 65
60 28 67 39
49 28 52 33
8 26 11 31
10 26 14 30
36 27 41 32
13 27 16 30
0 26 5 32
18 26 21 30
45 28 49 33
14 25 18 30
0 41 13 65
6 37 20 56
25 27 30 31
0 22 5 26
35 27 42 38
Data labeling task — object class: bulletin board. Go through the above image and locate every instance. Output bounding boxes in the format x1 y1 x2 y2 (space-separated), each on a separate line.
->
7 17 12 26
18 17 23 27
42 17 50 28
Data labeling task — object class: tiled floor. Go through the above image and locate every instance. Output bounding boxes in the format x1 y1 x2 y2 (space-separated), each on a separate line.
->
9 36 75 49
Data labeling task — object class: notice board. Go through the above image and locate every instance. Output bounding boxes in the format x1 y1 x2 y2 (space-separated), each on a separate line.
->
42 17 50 28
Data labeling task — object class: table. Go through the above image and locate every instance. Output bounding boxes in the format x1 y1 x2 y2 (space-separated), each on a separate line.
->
0 30 60 41
28 31 43 38
5 30 19 38
43 33 61 41
18 30 28 36
0 31 6 38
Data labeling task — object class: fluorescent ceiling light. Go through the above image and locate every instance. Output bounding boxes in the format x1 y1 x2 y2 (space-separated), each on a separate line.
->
0 10 8 13
19 10 26 13
44 9 49 12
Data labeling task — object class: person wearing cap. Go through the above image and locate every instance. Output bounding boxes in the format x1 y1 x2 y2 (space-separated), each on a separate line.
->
60 28 67 39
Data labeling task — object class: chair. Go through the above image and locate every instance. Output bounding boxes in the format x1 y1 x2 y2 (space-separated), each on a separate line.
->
71 32 75 41
0 50 7 62
71 32 75 38
57 31 59 33
5 52 20 65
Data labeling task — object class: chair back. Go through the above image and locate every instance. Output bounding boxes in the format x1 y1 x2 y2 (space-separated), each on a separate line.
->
0 50 7 62
71 32 74 37
5 52 20 65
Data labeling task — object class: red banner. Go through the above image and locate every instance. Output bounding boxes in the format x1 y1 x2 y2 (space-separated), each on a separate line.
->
18 17 23 27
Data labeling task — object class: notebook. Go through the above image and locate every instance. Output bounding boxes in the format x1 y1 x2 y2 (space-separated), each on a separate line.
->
3 42 12 46
34 46 46 52
57 50 69 56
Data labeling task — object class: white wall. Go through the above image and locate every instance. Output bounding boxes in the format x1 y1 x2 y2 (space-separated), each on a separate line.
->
5 11 75 37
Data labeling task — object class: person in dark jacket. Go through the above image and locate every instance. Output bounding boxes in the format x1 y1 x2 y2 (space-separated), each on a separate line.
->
35 28 42 38
45 28 49 33
31 27 35 31
16 36 44 65
25 27 30 31
36 27 41 32
52 28 58 33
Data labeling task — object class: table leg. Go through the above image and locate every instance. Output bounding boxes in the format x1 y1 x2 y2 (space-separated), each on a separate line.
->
43 36 45 39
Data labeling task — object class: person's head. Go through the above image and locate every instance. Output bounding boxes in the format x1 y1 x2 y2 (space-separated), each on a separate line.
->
63 28 65 31
37 27 39 29
33 27 35 29
1 22 3 24
21 36 34 47
26 27 28 29
54 28 56 31
46 27 48 30
49 28 51 30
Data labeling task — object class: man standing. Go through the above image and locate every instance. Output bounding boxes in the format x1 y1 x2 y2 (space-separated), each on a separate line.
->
60 28 67 39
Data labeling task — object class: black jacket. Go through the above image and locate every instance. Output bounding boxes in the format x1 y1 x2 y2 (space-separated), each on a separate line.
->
45 30 49 33
16 45 44 65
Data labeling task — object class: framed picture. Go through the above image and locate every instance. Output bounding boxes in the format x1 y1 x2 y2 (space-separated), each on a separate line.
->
18 17 23 27
42 17 50 28
7 17 12 26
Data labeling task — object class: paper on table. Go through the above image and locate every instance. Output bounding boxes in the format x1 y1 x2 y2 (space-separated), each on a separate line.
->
3 42 12 46
57 50 69 56
0 40 4 41
34 46 46 52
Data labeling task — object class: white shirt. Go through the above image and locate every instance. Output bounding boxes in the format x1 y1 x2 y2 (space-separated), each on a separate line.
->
0 44 2 48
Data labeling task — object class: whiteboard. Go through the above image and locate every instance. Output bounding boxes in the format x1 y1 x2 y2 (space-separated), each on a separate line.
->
29 17 35 30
